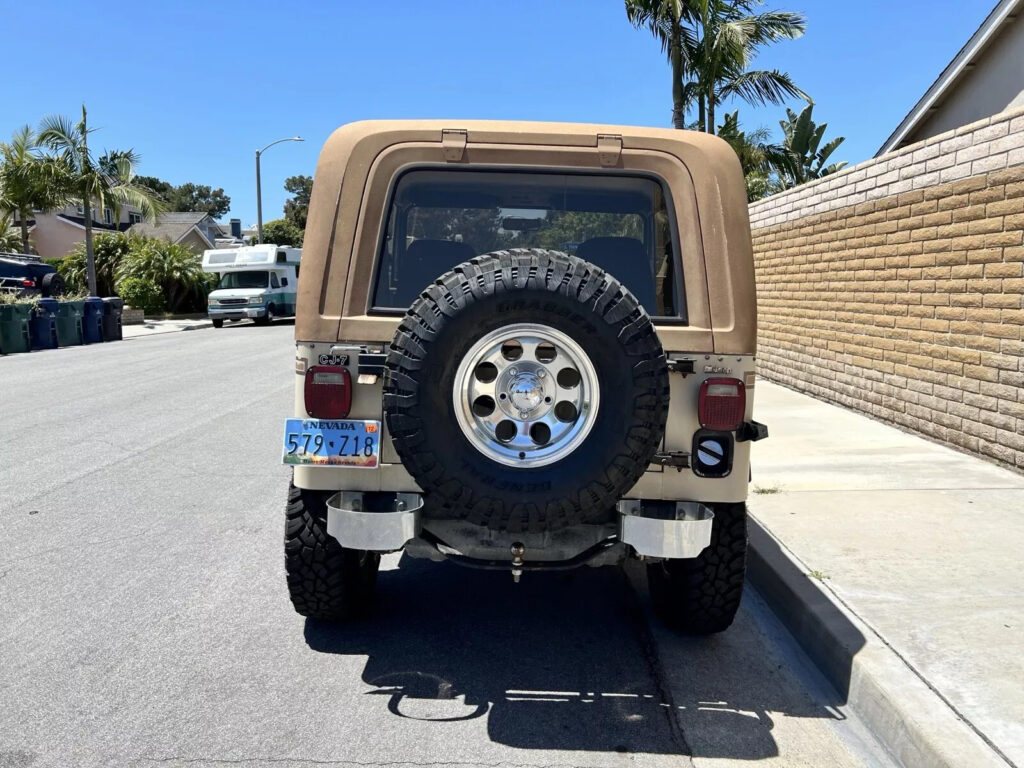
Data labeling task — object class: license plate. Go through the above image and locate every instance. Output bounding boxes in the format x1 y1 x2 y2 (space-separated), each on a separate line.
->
282 419 380 468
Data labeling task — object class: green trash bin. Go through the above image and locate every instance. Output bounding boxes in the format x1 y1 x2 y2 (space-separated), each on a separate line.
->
0 304 32 355
55 300 85 347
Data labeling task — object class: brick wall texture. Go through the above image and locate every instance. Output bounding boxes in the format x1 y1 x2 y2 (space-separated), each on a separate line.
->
749 107 1024 470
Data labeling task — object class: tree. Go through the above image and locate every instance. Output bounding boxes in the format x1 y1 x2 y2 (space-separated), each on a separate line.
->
627 0 808 134
627 1 696 129
136 174 174 200
689 0 808 133
261 218 303 247
115 238 209 313
715 110 789 200
167 182 231 218
777 104 847 188
60 232 136 296
135 176 230 218
283 175 313 229
0 214 22 251
38 106 164 294
0 126 73 253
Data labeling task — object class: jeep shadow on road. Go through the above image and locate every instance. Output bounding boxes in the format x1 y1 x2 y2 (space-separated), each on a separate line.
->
303 555 857 761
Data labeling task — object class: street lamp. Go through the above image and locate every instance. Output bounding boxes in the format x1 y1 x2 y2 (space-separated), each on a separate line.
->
255 136 304 244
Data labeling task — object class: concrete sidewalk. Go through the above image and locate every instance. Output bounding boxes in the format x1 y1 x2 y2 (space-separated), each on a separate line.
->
748 380 1024 768
122 318 212 339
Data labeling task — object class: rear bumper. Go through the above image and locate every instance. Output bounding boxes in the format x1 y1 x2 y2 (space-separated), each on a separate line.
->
325 491 714 562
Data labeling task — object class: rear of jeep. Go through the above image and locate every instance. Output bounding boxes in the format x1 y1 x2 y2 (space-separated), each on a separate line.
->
283 121 766 634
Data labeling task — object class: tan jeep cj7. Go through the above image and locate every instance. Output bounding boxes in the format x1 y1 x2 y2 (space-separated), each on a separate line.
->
283 120 767 634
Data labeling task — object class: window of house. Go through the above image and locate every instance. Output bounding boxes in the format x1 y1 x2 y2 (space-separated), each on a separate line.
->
129 212 142 225
104 208 113 225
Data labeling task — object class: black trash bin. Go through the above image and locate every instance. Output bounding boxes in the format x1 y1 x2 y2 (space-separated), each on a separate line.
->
102 297 123 341
29 298 59 350
82 296 104 344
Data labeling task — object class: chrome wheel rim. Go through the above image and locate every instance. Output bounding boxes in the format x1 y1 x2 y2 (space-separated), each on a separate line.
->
453 323 600 468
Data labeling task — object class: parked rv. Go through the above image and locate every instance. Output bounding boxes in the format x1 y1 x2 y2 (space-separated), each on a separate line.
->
202 245 300 327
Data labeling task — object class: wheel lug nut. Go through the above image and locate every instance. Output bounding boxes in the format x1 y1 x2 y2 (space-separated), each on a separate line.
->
509 368 518 376
537 370 546 378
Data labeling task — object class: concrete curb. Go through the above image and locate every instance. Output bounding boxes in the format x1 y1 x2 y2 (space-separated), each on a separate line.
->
122 321 213 340
747 515 1013 768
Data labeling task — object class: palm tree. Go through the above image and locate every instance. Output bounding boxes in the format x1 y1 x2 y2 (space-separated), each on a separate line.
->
0 126 73 253
627 0 808 134
715 110 788 200
0 214 23 252
777 104 847 188
688 0 808 133
38 106 163 295
626 0 697 129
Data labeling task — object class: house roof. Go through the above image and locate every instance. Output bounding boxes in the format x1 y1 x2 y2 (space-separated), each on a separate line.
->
129 212 215 248
876 0 1022 156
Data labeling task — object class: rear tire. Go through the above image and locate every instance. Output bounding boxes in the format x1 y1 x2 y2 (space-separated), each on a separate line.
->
284 480 380 622
40 272 65 298
212 319 224 328
647 502 747 635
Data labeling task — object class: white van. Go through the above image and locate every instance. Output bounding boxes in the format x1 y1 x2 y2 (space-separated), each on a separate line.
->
202 245 301 328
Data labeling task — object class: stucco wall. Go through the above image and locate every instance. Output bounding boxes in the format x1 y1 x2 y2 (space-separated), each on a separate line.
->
749 106 1024 470
909 16 1024 145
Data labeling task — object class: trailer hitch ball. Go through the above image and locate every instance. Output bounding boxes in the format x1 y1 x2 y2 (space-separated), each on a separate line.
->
510 542 525 583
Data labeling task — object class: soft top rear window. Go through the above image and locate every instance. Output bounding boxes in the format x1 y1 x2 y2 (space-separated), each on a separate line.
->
372 169 684 319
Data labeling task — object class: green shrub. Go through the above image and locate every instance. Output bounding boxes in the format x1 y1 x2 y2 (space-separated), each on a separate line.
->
116 276 165 314
61 233 136 296
116 239 209 313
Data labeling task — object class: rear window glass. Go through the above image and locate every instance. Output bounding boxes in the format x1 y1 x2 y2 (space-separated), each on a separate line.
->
372 169 683 319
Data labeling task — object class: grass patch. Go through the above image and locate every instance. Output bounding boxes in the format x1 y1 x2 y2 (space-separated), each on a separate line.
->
752 484 783 495
808 570 829 581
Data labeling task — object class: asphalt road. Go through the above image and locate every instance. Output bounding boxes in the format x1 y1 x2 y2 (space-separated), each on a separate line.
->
0 325 892 768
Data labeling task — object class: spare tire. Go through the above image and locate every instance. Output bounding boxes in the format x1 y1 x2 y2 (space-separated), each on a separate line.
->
384 248 669 533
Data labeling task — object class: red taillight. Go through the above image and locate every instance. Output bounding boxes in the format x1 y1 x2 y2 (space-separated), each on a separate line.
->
698 377 746 431
21 279 34 287
304 366 351 418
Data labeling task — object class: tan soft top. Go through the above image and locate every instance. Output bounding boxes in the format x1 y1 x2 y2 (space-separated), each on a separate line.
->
297 120 756 355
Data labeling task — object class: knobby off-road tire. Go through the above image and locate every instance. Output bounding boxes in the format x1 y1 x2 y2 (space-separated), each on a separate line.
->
384 248 669 533
284 480 380 622
647 502 747 634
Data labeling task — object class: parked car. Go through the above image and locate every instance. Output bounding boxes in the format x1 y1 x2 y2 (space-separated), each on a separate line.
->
0 252 65 297
281 121 768 634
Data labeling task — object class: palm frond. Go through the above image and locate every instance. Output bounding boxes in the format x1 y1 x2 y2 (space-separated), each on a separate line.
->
718 69 809 106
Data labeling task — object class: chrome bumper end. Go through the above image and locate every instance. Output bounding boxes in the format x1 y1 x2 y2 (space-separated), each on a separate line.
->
326 492 423 552
618 501 714 559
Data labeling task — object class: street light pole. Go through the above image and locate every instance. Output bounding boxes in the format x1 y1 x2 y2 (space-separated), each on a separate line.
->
255 136 304 244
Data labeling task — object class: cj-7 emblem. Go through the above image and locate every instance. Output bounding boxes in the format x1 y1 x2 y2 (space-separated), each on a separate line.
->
318 353 350 366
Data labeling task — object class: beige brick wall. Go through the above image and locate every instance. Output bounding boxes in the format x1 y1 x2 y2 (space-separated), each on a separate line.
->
749 107 1024 470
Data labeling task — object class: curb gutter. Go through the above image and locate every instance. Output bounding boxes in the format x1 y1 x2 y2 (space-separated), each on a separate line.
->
747 516 1013 768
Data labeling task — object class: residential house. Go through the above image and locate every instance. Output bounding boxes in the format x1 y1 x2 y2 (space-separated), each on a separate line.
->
877 0 1023 154
128 211 222 253
17 202 141 260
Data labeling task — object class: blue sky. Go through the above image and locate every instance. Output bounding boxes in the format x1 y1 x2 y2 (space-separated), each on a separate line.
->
3 1 995 226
